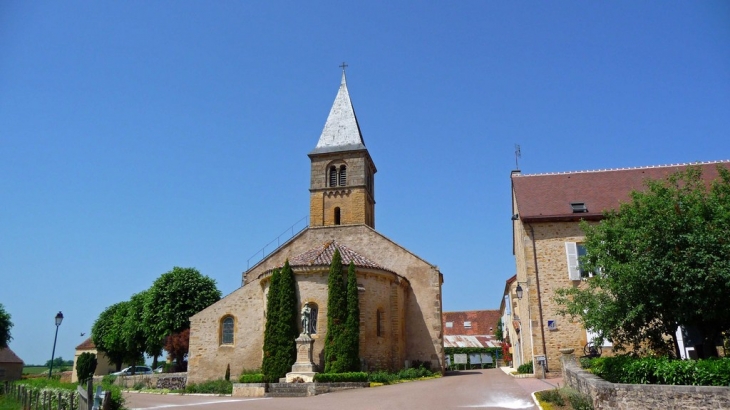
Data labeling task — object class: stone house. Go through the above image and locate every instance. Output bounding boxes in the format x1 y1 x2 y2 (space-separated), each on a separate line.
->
187 71 444 384
71 337 128 382
506 161 730 373
442 310 502 349
0 347 23 381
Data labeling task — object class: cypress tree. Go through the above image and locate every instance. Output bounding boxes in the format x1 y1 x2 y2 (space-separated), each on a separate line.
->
344 261 360 371
274 260 298 378
324 249 347 373
262 268 281 381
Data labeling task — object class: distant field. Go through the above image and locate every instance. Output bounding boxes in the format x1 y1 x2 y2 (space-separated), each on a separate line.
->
23 366 49 375
22 366 70 375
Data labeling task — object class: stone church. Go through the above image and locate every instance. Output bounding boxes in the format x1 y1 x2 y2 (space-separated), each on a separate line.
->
187 72 444 383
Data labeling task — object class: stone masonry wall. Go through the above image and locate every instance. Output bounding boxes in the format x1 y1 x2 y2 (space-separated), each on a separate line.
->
309 152 375 228
561 353 730 409
514 212 608 372
187 283 265 384
243 225 444 371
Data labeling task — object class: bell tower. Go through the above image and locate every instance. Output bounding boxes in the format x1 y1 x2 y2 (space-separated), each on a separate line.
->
309 69 376 228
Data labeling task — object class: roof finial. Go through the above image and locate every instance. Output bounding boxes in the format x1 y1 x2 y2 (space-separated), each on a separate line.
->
339 61 348 72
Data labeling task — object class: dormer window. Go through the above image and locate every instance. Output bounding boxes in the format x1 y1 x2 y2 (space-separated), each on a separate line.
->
570 202 588 213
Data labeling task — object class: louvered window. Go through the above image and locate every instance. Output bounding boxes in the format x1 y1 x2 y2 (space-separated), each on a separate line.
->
329 166 337 187
339 165 347 186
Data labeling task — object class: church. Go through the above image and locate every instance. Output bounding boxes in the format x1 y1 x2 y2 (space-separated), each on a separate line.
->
187 71 444 383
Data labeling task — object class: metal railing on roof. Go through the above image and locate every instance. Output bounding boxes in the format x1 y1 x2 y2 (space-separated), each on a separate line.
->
246 216 309 270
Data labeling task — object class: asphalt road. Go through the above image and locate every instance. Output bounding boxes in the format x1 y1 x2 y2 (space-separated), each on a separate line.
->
125 369 541 410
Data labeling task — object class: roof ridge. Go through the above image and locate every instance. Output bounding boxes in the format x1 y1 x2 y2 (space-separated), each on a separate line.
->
514 160 730 177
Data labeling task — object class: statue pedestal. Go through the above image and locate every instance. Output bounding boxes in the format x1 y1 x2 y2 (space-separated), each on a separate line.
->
285 333 317 382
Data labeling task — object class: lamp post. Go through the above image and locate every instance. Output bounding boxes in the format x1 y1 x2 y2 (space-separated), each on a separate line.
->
48 311 64 378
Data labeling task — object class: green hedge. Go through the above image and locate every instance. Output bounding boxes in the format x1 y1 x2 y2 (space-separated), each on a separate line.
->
582 356 730 386
367 367 436 384
238 374 266 383
184 379 232 394
313 372 368 383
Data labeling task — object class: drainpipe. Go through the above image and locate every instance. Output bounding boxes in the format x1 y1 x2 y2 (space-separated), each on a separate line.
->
528 223 549 371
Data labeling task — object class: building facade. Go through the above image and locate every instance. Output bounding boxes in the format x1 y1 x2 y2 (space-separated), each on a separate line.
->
187 71 444 383
505 161 730 373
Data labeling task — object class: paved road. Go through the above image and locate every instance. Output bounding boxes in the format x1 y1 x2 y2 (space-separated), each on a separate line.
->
126 369 545 410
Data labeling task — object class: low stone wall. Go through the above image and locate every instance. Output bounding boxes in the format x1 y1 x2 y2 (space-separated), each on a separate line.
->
113 373 187 389
267 382 369 397
560 353 730 409
232 383 266 397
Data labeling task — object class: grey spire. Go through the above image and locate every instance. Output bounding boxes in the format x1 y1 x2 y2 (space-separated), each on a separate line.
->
310 70 366 154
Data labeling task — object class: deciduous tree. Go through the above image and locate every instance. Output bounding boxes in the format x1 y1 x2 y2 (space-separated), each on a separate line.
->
144 267 221 358
555 165 730 357
0 303 13 349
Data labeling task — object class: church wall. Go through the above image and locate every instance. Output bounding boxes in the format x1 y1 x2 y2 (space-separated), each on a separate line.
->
243 225 444 371
187 283 265 384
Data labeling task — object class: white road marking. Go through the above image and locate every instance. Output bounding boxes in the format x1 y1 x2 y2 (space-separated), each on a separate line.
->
130 398 271 409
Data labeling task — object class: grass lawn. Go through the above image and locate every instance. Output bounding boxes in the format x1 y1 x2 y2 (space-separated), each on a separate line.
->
0 395 22 410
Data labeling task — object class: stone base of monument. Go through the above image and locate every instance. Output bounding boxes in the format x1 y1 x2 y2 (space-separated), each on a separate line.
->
285 333 317 383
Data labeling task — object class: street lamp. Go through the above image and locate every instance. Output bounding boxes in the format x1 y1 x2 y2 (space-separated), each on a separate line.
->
516 282 528 300
48 311 64 378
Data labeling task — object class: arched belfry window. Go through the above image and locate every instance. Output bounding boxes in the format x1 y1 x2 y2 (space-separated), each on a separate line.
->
339 165 347 186
334 207 341 225
329 166 337 187
221 316 234 345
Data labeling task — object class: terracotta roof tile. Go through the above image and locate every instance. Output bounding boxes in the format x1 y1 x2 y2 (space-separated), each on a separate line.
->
513 161 730 222
0 347 23 364
288 240 390 272
75 337 95 350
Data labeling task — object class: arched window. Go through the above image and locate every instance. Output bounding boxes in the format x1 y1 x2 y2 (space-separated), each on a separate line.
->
334 207 341 225
339 165 347 186
329 166 337 187
221 316 234 345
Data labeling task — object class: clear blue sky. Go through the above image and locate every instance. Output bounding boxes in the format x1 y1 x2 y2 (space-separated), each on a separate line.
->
1 1 728 365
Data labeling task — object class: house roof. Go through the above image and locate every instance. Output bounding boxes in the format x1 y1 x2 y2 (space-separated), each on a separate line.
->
0 347 24 364
76 337 95 350
512 161 730 222
310 71 366 155
443 310 501 337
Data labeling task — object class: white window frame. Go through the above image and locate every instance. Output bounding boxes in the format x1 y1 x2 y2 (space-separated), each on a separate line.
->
464 321 472 328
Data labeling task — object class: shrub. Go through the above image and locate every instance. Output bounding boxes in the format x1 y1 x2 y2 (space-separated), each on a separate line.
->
517 361 533 374
314 372 368 383
75 352 97 384
536 389 565 406
184 379 232 394
239 374 265 383
367 371 396 384
588 355 730 386
566 389 594 410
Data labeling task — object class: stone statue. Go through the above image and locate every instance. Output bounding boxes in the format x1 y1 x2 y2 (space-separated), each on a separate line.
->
301 303 312 335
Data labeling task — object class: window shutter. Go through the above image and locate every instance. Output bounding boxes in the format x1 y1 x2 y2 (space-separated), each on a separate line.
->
566 242 581 280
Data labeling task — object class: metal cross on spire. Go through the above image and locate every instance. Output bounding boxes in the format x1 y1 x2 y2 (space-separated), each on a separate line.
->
339 62 348 72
